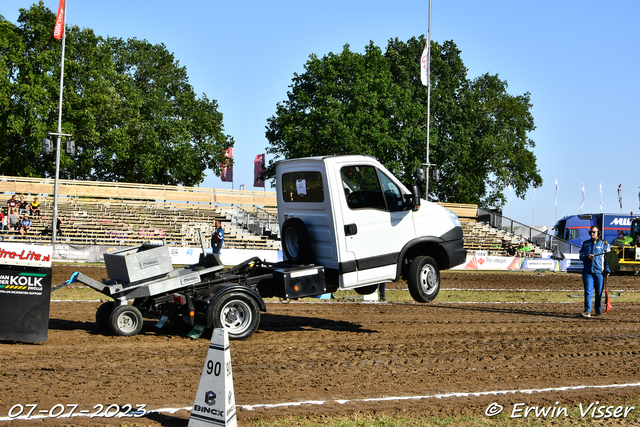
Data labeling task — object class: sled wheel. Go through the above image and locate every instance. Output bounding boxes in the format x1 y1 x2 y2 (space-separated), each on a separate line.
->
212 293 260 341
96 301 114 330
109 305 144 336
281 218 314 264
408 256 440 303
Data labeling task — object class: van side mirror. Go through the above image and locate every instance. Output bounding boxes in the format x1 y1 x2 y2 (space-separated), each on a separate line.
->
411 184 421 210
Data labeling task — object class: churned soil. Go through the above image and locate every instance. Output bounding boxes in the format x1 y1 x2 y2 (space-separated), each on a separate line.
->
0 266 639 426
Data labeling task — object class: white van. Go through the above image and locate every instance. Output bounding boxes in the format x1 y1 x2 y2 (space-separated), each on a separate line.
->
276 155 466 303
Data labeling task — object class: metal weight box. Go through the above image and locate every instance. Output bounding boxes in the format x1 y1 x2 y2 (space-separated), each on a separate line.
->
103 244 173 284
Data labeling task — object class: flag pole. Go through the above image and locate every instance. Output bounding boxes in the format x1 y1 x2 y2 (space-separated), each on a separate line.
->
51 0 68 243
424 0 432 200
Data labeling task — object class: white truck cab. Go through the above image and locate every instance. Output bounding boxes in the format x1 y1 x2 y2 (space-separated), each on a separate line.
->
276 155 466 303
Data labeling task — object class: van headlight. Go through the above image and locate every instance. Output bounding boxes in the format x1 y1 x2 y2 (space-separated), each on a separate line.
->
446 209 461 227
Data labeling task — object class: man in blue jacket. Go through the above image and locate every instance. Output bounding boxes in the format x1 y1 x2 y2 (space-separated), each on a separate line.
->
579 226 610 318
211 220 225 255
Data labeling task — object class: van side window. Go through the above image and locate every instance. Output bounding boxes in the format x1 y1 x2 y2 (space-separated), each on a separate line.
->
281 172 324 202
378 172 404 211
341 165 393 210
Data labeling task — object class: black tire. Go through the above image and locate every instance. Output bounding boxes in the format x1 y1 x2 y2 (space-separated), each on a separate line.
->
408 256 440 303
95 301 114 331
212 292 260 341
354 284 378 295
109 305 144 336
281 218 314 264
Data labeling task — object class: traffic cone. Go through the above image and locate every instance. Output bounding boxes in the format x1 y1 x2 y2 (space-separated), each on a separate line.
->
188 328 237 427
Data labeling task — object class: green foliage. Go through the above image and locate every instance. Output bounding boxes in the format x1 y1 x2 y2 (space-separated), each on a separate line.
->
265 36 542 208
0 2 232 185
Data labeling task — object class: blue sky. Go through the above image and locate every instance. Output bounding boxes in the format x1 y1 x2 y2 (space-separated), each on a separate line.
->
2 0 639 229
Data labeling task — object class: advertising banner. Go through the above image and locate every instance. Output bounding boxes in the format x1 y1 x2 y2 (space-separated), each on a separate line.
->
0 243 52 268
0 266 52 342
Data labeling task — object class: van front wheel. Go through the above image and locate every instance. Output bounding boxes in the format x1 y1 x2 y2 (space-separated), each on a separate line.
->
408 256 440 303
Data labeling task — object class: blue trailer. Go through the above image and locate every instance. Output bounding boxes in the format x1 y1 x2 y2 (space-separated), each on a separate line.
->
553 213 637 246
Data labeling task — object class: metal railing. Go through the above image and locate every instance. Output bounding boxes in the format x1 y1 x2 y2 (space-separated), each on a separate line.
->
233 207 280 239
477 208 581 254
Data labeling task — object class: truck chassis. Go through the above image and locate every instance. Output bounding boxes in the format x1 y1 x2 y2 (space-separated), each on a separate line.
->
72 243 325 340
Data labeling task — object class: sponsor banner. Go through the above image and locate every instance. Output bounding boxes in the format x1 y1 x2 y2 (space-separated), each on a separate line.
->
452 255 565 271
0 266 52 342
0 243 53 267
521 258 558 271
562 259 584 272
53 244 106 262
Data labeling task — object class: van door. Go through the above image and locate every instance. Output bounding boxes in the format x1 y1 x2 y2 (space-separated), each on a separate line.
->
337 164 415 286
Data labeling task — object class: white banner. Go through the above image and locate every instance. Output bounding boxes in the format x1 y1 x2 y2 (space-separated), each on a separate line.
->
0 243 52 267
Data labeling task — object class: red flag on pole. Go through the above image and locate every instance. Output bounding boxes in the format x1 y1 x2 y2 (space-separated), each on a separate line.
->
220 148 233 182
254 154 265 187
53 0 65 40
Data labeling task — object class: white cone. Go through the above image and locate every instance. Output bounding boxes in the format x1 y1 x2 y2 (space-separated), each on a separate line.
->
188 328 237 427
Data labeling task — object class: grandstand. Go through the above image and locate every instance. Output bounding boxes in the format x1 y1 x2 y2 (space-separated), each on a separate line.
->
0 177 279 249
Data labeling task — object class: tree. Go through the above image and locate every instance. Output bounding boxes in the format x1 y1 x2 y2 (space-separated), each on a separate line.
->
265 36 542 208
0 2 232 186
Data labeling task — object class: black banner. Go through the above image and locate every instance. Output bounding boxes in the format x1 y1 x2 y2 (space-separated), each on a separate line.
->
0 266 52 343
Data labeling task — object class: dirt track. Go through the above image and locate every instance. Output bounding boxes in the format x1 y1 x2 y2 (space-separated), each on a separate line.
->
1 266 639 426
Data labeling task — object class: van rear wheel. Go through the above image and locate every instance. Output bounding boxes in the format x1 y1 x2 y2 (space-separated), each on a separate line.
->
408 256 440 303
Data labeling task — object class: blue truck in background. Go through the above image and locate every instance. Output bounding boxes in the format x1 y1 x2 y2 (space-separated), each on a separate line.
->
553 213 637 246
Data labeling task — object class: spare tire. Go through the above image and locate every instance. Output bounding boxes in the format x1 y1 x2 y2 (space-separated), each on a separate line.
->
281 218 314 264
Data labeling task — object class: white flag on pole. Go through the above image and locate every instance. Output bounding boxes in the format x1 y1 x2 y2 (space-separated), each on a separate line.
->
599 183 602 212
581 183 585 209
618 183 623 210
420 33 430 86
555 179 558 207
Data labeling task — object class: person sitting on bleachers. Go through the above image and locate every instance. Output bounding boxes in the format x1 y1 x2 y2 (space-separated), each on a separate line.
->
8 208 20 231
29 197 41 218
7 194 17 212
506 243 517 256
18 214 31 235
18 196 28 216
516 241 528 257
0 211 5 231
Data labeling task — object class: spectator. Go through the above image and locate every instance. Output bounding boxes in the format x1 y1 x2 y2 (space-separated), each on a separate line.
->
516 241 527 257
18 196 28 216
523 241 532 258
506 243 517 257
379 283 387 302
0 211 5 231
579 225 610 318
211 220 224 255
7 194 17 212
30 197 41 218
56 217 64 236
8 208 20 231
18 214 31 235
